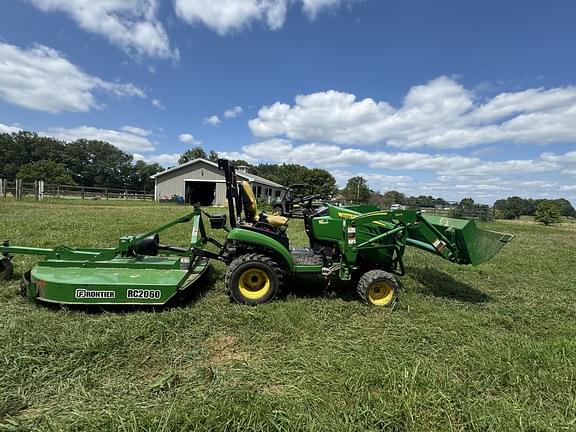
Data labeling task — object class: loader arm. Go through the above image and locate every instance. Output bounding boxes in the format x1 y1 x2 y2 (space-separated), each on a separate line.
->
338 207 513 271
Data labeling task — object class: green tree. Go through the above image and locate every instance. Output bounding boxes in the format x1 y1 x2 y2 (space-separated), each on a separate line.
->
368 190 385 206
17 160 75 184
534 200 562 226
460 197 475 208
0 131 66 179
302 168 338 198
494 196 528 219
342 176 371 203
127 160 163 191
208 150 219 162
382 190 407 209
552 198 575 217
64 140 133 187
179 147 207 164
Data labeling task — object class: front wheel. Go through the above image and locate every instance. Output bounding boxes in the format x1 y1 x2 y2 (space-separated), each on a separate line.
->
225 253 283 305
357 270 399 307
0 258 13 281
272 206 284 216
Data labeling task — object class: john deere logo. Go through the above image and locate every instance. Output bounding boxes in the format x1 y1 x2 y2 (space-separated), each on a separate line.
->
337 212 355 219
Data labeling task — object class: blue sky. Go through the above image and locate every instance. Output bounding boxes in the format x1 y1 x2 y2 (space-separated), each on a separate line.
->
1 0 575 204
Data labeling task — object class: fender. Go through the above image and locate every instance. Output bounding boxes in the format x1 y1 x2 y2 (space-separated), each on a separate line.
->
227 228 295 271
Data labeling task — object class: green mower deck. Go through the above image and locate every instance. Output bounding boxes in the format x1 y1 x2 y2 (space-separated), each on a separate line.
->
22 258 209 305
1 207 215 306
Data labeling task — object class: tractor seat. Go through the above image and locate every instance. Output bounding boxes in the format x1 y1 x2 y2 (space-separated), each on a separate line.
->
263 213 289 228
240 181 288 228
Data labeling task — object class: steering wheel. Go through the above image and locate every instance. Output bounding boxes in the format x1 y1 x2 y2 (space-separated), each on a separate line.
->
301 194 322 209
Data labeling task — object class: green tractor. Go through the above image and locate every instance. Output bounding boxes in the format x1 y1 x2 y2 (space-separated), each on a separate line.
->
0 158 513 307
214 159 513 306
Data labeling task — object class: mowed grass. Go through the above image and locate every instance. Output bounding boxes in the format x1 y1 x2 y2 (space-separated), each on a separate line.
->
0 199 575 431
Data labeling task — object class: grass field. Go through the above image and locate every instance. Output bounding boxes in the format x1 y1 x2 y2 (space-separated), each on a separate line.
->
0 199 575 431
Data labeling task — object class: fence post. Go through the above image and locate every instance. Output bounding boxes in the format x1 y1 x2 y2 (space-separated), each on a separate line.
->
81 186 85 199
38 180 44 201
15 179 22 200
125 189 128 200
0 179 4 198
105 188 109 200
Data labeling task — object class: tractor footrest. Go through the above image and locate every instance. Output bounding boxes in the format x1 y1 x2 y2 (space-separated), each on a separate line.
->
290 248 324 265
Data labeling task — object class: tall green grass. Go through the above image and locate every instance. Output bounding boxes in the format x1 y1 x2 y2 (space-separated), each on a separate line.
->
0 200 574 431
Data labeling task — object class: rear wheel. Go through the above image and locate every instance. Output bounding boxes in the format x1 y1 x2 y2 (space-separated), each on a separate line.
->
225 253 282 305
0 258 13 281
357 270 398 307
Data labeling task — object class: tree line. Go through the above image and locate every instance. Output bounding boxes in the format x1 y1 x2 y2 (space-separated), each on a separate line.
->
3 134 574 221
494 196 575 218
1 131 162 191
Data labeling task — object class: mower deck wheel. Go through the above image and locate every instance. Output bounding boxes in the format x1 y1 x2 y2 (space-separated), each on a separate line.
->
357 270 399 307
225 253 283 305
0 257 13 281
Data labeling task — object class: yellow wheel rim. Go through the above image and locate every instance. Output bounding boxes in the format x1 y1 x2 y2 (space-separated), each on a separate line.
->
368 281 395 306
238 268 271 300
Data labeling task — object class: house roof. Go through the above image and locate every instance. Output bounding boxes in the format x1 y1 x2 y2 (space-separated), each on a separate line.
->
151 157 285 188
243 172 285 188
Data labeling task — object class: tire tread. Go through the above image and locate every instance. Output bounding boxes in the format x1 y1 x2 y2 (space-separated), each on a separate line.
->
357 269 399 306
225 253 284 305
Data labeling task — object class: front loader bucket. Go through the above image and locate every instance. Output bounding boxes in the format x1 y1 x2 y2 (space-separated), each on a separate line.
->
422 215 513 265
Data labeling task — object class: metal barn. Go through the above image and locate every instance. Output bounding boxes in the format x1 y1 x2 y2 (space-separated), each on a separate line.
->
151 158 285 205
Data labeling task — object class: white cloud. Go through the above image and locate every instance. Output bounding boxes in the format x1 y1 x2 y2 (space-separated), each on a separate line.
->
42 126 155 152
121 126 151 136
217 150 257 163
134 153 179 167
231 139 481 171
26 0 178 60
331 169 411 191
224 106 243 118
301 0 358 19
179 133 202 145
0 122 22 134
174 0 357 35
250 76 576 149
0 42 144 113
215 139 576 202
204 115 221 126
152 98 165 110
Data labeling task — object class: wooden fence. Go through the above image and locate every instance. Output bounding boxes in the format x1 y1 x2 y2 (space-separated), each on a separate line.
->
0 179 154 201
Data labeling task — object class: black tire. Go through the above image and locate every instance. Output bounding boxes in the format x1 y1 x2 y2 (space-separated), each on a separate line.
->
272 206 284 216
225 253 283 305
0 258 13 281
357 270 399 307
20 270 31 298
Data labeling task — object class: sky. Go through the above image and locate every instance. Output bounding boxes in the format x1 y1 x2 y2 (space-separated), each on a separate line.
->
1 0 575 204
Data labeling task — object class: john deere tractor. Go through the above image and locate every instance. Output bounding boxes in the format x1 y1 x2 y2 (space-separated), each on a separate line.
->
215 160 513 306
